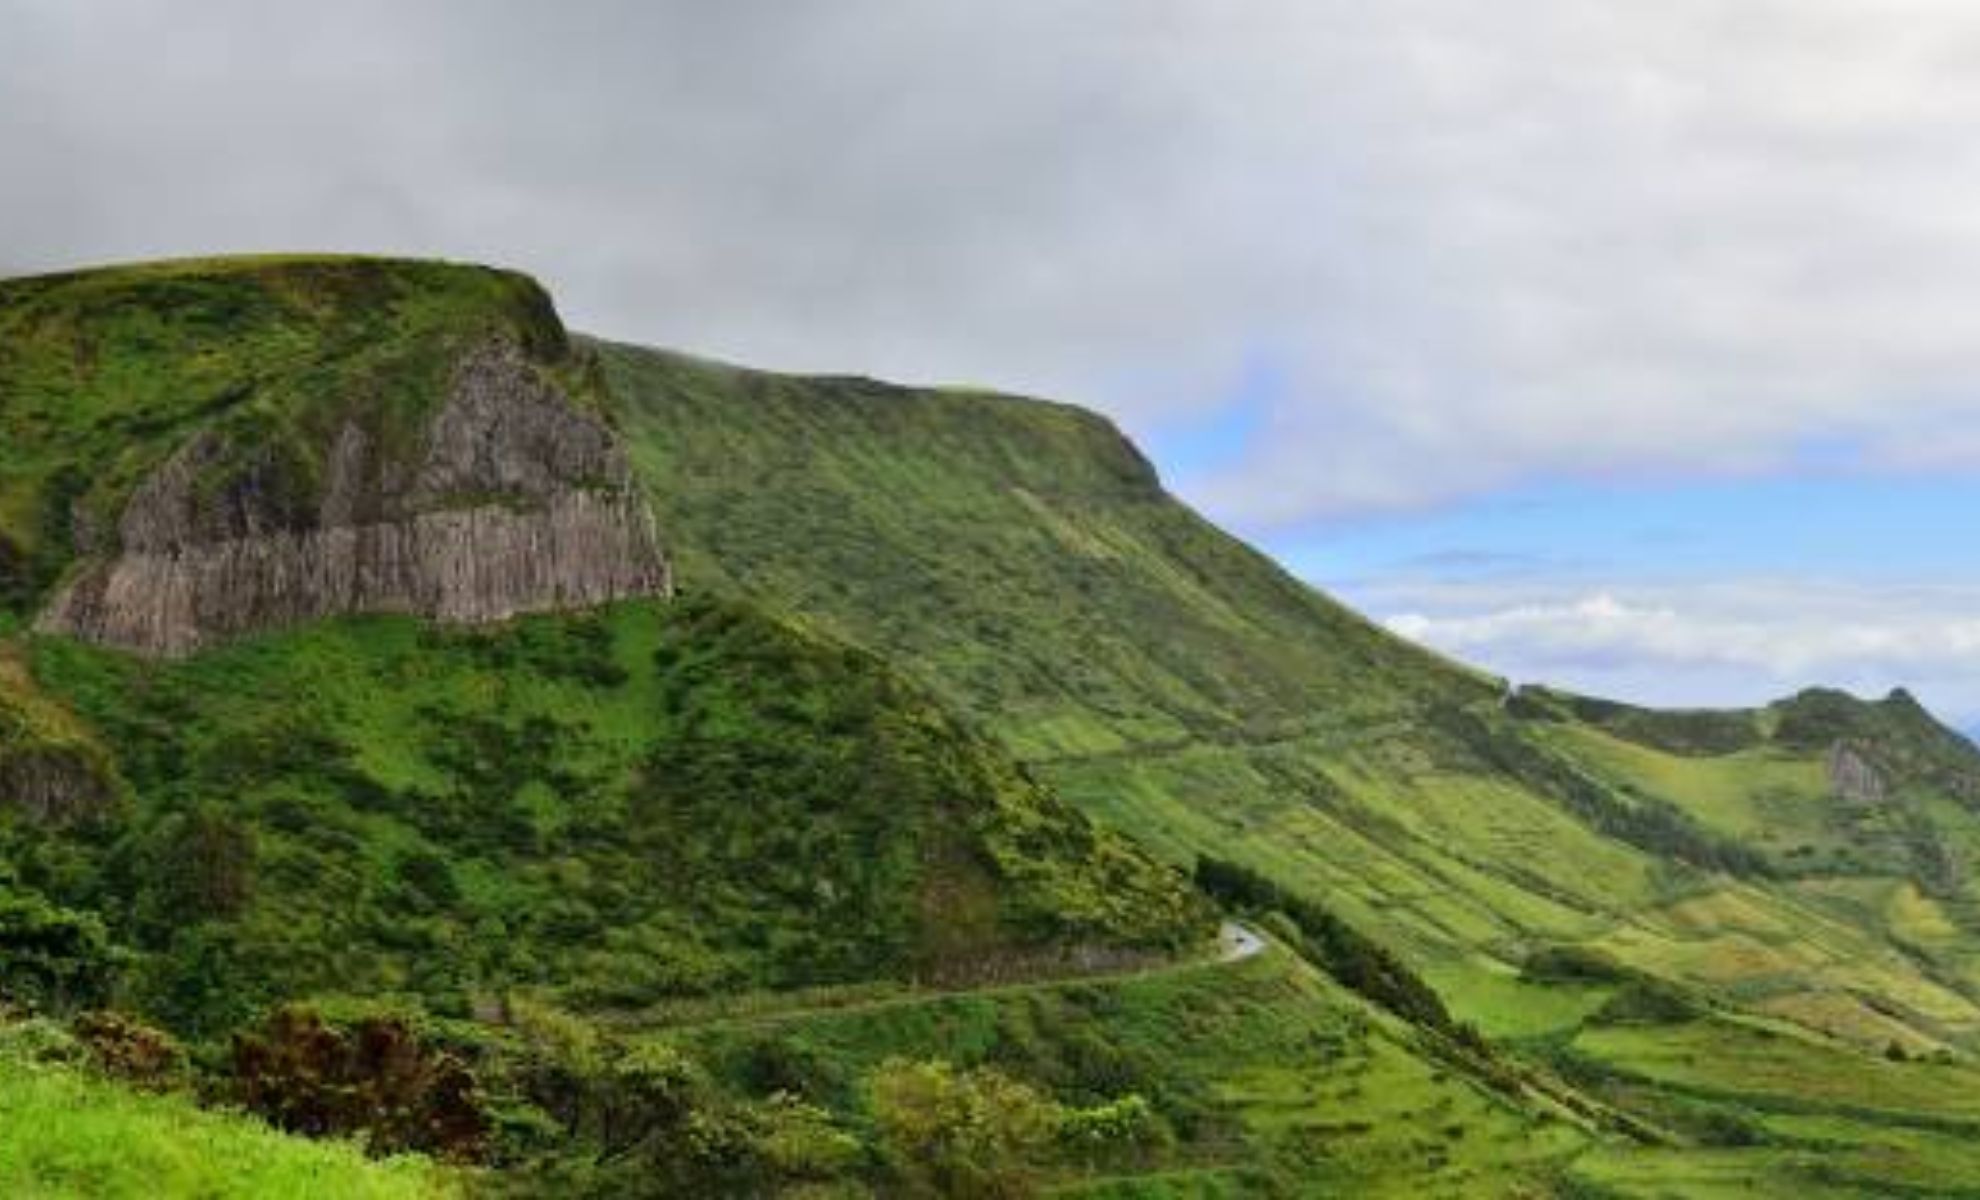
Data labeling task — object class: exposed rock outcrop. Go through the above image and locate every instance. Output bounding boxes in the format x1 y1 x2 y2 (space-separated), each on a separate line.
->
38 342 671 656
1828 741 1888 807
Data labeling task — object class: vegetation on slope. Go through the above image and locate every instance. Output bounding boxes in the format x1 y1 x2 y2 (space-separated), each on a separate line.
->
598 343 1492 761
596 338 1980 1024
1 596 1202 1041
0 1014 453 1198
11 257 1980 1195
643 936 1588 1198
595 332 1980 1196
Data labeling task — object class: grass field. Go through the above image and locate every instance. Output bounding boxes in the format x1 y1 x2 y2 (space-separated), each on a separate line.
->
1557 1012 1980 1197
0 1027 452 1199
645 940 1592 1198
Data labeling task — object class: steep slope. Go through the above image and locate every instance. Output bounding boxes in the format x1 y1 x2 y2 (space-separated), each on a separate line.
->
597 345 1492 761
592 341 1980 1193
0 257 1204 1037
0 256 667 654
10 598 1200 1034
0 1016 453 1198
1512 686 1980 1040
598 342 1980 1053
15 256 1980 1194
0 650 120 825
0 257 1597 1196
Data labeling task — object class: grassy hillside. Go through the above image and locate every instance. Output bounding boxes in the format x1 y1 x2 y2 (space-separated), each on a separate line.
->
2 595 1200 1039
643 936 1590 1198
11 256 1980 1194
598 337 1980 1194
0 1017 453 1198
598 345 1492 762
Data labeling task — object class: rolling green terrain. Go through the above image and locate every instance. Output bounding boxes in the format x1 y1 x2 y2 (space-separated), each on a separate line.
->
12 596 1198 1035
598 337 1980 1191
5 255 1980 1195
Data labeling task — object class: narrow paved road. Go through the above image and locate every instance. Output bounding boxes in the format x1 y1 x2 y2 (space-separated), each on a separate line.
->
632 921 1272 1035
1219 920 1265 962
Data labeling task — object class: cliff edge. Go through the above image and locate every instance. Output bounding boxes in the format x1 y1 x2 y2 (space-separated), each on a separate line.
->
0 257 671 656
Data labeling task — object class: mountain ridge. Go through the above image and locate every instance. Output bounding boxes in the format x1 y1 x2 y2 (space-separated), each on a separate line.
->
9 255 1980 1196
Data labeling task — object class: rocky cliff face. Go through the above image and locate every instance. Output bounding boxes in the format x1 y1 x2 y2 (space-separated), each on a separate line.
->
1828 741 1889 807
38 342 671 656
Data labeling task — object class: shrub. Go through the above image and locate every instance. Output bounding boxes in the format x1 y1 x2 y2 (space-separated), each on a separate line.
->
1590 979 1703 1026
1522 945 1632 984
71 1010 185 1090
0 889 118 1012
1056 1093 1166 1166
869 1058 1058 1199
1194 856 1456 1034
229 1004 490 1160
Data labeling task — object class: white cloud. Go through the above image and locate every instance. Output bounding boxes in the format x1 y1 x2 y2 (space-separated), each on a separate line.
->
1357 577 1980 727
8 3 1980 522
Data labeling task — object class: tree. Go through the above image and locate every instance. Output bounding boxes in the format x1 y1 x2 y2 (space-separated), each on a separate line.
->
0 888 117 1011
230 1004 489 1160
869 1058 1058 1199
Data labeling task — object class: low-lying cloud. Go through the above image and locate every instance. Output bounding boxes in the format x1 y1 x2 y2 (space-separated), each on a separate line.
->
1355 577 1980 727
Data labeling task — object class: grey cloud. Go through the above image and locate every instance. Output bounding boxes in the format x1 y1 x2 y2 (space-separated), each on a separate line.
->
7 2 1980 522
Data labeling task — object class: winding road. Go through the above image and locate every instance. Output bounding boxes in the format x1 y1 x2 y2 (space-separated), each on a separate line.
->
1219 920 1266 962
630 921 1272 1035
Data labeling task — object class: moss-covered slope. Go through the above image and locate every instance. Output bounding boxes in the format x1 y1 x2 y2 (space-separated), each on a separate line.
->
15 256 1980 1194
3 595 1204 1037
595 338 1980 1053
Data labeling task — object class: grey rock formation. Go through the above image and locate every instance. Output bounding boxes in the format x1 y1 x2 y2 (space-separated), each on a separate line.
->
1828 741 1889 807
38 342 671 656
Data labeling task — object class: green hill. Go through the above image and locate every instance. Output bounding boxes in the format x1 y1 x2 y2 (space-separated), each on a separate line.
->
598 336 1980 1192
598 341 1980 1010
8 256 1980 1195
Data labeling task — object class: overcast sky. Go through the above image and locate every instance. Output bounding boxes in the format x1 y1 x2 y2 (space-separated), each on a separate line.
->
5 1 1978 725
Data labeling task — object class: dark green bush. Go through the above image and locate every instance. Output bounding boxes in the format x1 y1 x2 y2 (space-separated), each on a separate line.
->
0 888 118 1012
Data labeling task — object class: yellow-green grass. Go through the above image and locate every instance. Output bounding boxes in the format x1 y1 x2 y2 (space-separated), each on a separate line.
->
1048 735 1648 958
1758 1113 1980 1194
1567 1145 1891 1200
647 944 1589 1198
1536 723 1829 846
0 1056 453 1199
1574 1016 1980 1125
1053 720 1980 1059
1595 881 1980 1041
1564 1015 1980 1196
1424 958 1615 1041
1047 1165 1258 1197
